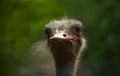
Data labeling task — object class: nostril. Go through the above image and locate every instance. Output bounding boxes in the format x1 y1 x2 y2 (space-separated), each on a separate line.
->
63 34 67 37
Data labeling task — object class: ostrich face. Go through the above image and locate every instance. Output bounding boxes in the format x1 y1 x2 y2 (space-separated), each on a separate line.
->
44 19 84 57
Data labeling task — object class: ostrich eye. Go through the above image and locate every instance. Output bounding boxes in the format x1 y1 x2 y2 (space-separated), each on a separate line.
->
71 25 82 37
74 26 81 33
45 27 52 36
72 25 82 33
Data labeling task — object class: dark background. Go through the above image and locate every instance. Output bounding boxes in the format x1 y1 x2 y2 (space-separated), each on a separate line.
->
0 0 120 76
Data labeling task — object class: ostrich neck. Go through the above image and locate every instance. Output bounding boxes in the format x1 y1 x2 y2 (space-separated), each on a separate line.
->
51 47 79 76
55 59 76 76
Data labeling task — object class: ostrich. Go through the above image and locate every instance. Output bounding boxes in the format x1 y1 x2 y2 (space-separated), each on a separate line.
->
44 18 86 76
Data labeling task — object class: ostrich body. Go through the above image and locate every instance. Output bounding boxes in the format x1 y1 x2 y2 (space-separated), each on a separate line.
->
44 18 86 76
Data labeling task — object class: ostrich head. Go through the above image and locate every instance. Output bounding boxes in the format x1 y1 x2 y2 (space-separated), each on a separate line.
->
44 18 86 76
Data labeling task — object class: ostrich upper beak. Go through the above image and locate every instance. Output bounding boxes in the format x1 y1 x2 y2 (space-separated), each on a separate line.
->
49 31 78 41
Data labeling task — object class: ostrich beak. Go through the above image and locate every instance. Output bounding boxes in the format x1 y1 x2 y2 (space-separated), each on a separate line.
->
50 31 67 39
49 31 78 41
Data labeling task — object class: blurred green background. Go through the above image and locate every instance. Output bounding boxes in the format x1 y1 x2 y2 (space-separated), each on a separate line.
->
0 0 120 76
